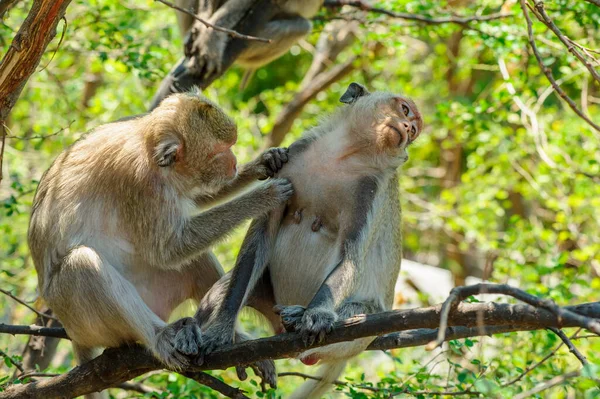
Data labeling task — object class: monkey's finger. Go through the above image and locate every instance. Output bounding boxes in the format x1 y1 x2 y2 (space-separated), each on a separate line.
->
267 154 277 172
317 329 327 343
193 353 204 366
274 154 283 169
279 148 289 163
236 365 248 381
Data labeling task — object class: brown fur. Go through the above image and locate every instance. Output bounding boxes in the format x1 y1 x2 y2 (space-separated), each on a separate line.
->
28 90 291 398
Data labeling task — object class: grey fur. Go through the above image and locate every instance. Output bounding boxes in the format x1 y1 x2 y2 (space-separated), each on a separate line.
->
175 0 323 81
197 84 423 398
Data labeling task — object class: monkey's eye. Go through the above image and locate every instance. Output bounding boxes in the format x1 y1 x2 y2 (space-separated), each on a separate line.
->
411 125 417 136
402 104 410 116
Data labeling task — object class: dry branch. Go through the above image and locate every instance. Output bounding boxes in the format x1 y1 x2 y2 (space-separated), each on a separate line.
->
323 0 512 26
427 283 600 350
519 0 600 133
0 289 58 321
0 0 72 184
530 0 600 84
154 0 269 42
2 297 599 399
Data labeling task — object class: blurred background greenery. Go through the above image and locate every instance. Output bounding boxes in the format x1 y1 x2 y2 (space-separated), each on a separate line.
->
1 0 599 397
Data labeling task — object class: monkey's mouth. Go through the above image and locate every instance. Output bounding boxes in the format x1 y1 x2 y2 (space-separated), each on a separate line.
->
388 124 409 148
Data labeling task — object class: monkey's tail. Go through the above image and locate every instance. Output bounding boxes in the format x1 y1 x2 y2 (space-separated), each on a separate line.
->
288 360 347 399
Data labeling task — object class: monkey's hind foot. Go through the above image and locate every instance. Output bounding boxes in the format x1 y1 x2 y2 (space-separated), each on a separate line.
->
275 305 338 347
235 359 277 391
194 323 234 365
274 304 305 333
153 317 203 369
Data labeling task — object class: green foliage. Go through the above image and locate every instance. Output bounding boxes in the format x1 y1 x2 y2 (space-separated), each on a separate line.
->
1 0 599 397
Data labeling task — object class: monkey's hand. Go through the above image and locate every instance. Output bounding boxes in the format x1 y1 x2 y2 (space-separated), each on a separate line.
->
275 305 338 347
153 317 203 369
249 178 294 210
253 147 289 180
184 23 227 80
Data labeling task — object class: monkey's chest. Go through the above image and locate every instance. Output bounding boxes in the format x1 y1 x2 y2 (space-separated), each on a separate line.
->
269 176 355 306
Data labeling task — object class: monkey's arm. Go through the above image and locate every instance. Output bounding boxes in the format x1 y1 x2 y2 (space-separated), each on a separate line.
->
195 147 288 206
166 179 291 266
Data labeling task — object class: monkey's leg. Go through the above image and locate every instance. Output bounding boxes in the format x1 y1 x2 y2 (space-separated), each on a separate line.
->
238 16 312 68
46 247 202 369
197 209 281 355
190 252 277 388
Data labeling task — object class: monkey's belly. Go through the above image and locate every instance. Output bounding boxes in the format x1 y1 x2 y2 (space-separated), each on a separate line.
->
269 222 340 307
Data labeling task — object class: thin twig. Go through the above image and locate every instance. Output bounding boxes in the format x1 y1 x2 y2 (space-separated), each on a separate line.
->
500 334 566 387
0 348 24 373
530 0 600 84
520 0 600 133
513 370 581 399
548 327 589 366
154 0 269 42
426 283 600 350
323 0 512 26
181 371 250 399
0 288 59 321
6 121 73 140
117 381 157 394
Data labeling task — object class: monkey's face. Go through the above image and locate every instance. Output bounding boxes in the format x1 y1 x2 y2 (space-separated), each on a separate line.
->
154 92 239 195
353 93 423 164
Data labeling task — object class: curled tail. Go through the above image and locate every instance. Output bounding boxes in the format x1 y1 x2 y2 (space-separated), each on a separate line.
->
289 360 347 399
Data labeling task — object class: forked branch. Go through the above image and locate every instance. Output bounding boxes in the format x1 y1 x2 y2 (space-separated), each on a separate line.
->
1 288 599 399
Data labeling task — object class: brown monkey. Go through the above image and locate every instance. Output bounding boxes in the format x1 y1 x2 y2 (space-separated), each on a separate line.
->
194 82 423 398
175 0 323 81
27 89 291 398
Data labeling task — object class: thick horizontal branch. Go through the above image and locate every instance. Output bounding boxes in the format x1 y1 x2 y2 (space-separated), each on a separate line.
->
2 300 598 399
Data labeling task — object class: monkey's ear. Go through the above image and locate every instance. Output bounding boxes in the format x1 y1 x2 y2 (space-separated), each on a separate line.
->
339 82 370 104
154 139 181 167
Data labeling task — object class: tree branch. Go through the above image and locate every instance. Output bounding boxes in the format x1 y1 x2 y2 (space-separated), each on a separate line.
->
0 0 72 184
154 0 269 43
1 297 599 399
323 0 512 26
427 283 600 350
530 0 600 84
519 0 600 133
0 288 58 321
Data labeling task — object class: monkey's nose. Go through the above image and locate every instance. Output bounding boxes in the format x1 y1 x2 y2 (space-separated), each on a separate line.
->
401 121 410 131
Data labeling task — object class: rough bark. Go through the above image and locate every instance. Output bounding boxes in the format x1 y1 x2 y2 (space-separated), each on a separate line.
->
0 0 71 121
2 300 598 399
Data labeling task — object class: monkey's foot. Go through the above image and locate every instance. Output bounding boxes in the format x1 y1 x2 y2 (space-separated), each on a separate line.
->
235 359 277 391
195 324 234 365
256 147 289 180
274 304 305 333
153 317 203 369
276 305 338 346
185 27 226 80
300 307 338 346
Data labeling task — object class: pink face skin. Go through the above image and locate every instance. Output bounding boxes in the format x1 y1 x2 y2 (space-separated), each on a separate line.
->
210 141 237 179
